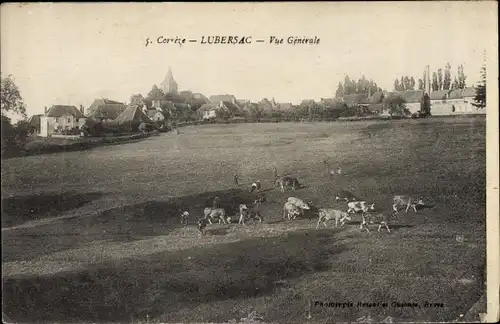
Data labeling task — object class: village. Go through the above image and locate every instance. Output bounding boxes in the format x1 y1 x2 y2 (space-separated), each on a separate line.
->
26 65 485 139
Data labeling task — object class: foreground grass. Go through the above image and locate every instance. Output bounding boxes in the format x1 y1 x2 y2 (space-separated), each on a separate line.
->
1 117 486 323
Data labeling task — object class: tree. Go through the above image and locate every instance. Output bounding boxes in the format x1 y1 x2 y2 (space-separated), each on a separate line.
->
451 77 459 90
472 60 486 109
1 74 27 118
423 70 427 92
437 68 443 90
432 72 439 91
418 78 424 90
384 95 407 117
335 82 343 98
400 76 405 90
130 94 145 106
147 85 164 99
458 64 467 89
443 63 452 90
343 76 351 95
394 79 400 91
409 77 416 90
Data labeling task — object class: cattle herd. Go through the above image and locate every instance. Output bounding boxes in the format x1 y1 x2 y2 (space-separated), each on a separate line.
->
182 170 427 237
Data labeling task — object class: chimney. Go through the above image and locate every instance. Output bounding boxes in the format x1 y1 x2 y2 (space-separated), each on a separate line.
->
44 106 48 114
80 105 84 115
426 65 431 95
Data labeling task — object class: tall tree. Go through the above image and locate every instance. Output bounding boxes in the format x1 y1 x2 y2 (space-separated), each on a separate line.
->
437 68 443 90
451 77 459 90
432 72 439 91
458 64 467 89
472 59 486 109
343 76 351 95
409 77 416 90
1 74 27 118
400 76 405 90
394 79 400 91
335 82 343 98
423 70 427 92
443 63 452 90
418 78 424 90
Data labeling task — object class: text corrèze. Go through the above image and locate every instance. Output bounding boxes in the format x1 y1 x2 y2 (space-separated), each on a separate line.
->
144 35 320 47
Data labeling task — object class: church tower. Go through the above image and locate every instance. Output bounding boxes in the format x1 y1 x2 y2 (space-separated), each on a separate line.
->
160 67 178 94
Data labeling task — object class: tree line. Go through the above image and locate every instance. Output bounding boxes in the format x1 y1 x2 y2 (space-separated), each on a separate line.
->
394 63 467 92
335 75 383 98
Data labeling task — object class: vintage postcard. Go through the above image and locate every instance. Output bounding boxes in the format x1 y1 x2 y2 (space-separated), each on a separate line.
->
1 2 498 323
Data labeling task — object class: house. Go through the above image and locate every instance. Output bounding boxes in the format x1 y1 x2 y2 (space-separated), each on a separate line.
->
109 104 153 126
146 108 169 122
197 100 242 120
198 104 218 120
430 87 484 115
87 98 127 122
277 102 293 110
383 90 427 115
209 94 237 105
365 91 385 114
40 105 86 137
340 94 369 107
27 114 43 134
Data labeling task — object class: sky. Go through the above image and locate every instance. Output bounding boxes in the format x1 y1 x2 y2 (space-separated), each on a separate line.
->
1 2 497 120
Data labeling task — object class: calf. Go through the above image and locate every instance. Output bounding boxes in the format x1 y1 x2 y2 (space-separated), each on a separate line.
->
275 176 301 192
334 190 359 202
198 218 209 236
316 208 352 229
250 181 261 193
283 201 302 220
392 195 425 214
203 207 227 224
360 212 393 233
347 201 375 215
180 211 189 225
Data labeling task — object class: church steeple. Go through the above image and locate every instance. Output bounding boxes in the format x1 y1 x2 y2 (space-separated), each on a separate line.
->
160 66 178 94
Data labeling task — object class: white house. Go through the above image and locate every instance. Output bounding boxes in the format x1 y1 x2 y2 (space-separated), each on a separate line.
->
40 105 87 137
430 87 485 115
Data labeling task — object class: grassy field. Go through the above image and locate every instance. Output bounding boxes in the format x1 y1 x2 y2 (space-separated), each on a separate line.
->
1 117 486 323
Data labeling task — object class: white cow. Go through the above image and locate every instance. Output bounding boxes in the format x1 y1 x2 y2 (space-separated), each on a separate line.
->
286 197 311 219
203 207 227 224
360 212 392 233
283 202 302 220
392 195 425 214
316 208 352 229
347 201 375 215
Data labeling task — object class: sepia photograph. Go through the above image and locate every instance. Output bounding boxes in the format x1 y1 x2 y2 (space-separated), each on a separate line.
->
1 2 498 323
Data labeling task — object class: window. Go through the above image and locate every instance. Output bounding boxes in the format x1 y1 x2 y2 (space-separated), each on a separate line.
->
76 118 79 123
68 118 71 123
452 105 456 112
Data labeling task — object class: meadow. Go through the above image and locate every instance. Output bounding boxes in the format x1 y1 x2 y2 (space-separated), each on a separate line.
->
1 117 486 323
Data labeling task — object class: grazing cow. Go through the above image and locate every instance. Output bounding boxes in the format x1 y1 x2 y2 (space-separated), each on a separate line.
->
180 211 189 225
254 194 267 204
239 202 264 225
334 190 359 202
316 208 352 229
203 207 227 224
198 218 209 236
275 176 301 192
283 201 302 220
347 201 375 215
286 197 311 219
392 195 425 214
250 181 261 192
286 197 311 210
360 212 393 233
